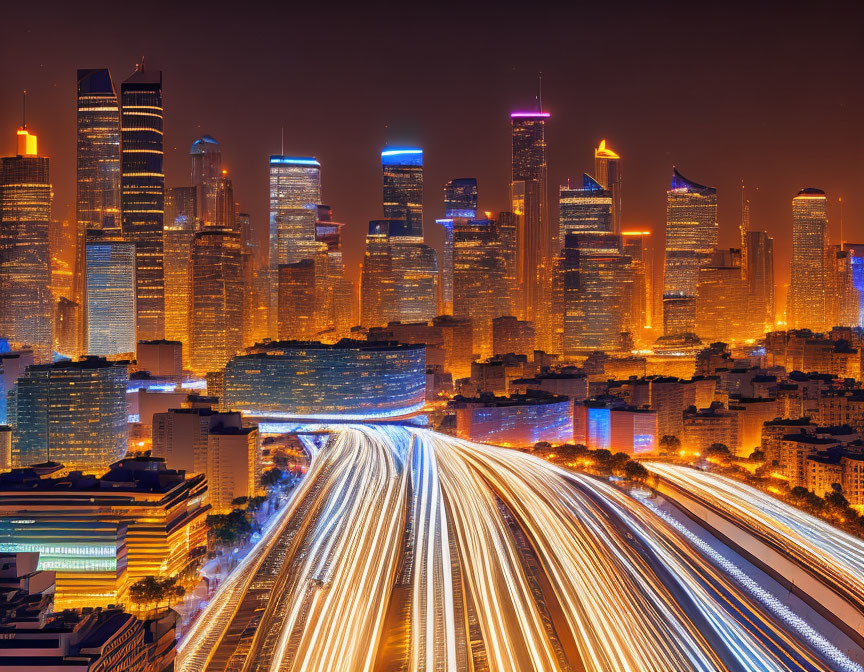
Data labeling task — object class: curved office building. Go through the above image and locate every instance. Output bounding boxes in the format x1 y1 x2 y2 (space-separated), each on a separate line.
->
224 340 426 419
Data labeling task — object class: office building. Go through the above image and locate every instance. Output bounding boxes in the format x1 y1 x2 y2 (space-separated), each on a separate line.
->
224 340 426 418
85 240 136 357
562 232 632 354
622 230 654 335
278 259 319 340
510 111 551 326
663 169 718 335
190 135 222 226
75 69 121 358
163 186 197 357
121 65 165 341
746 229 775 332
788 188 828 331
451 391 573 447
492 316 536 356
444 177 478 218
0 349 33 427
573 399 657 454
594 139 621 233
0 457 208 608
453 218 509 356
206 425 260 513
696 255 749 343
0 126 53 362
8 357 128 470
136 339 182 380
559 174 613 239
190 228 243 374
382 148 423 237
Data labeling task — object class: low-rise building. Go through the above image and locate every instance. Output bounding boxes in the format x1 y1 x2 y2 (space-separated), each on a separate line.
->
450 392 573 447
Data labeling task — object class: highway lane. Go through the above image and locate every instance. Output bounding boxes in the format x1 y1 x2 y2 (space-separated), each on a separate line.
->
180 426 864 672
645 462 864 611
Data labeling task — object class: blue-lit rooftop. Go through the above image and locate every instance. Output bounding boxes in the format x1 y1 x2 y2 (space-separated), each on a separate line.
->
270 156 321 167
381 148 423 166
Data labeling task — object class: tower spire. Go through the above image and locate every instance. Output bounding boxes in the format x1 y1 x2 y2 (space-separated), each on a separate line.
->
22 90 26 129
537 71 543 112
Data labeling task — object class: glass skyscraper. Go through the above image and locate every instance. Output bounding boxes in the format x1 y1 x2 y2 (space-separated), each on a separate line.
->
85 241 136 357
121 65 165 341
163 186 197 358
76 69 121 358
190 135 222 227
444 177 478 219
510 111 551 346
190 228 243 375
788 188 828 331
9 357 128 470
0 127 53 362
268 156 322 335
559 174 613 240
382 148 423 237
594 140 621 234
663 168 718 336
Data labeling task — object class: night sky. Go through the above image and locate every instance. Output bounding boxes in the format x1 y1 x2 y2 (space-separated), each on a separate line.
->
2 0 862 293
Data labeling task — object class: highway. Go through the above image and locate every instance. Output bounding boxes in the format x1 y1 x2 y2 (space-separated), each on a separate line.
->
178 426 864 672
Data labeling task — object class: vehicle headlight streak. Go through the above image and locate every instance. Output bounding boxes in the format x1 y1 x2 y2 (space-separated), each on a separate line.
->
178 427 856 672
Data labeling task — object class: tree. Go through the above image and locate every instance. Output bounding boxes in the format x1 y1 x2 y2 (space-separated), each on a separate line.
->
129 576 186 611
825 484 850 515
659 435 681 455
624 460 649 482
749 449 766 462
261 467 283 488
705 443 732 463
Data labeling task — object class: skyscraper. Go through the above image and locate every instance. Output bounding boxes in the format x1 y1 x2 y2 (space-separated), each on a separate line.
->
622 230 654 335
190 135 221 227
594 140 621 234
452 218 509 357
163 186 197 356
190 228 243 375
268 156 322 334
278 259 318 340
75 69 121 357
562 232 632 354
382 148 423 237
510 111 550 331
663 168 718 336
361 221 396 327
444 178 478 219
85 240 136 357
0 127 53 362
559 174 613 240
746 230 775 333
121 65 165 341
9 357 128 470
788 188 828 331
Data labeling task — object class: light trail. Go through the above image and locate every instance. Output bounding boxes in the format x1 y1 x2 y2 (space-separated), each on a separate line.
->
646 462 864 608
179 427 861 672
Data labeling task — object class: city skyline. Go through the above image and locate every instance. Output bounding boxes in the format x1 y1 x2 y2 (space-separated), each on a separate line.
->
1 1 861 289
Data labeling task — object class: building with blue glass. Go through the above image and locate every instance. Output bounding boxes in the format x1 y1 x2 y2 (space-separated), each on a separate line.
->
382 148 423 237
451 391 573 447
85 240 136 357
224 340 426 419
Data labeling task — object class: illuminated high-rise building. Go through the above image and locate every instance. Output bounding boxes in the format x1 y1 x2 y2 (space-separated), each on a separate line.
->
214 173 235 230
842 243 864 327
510 110 551 325
360 219 437 326
190 135 222 227
268 155 322 335
190 229 242 374
696 252 749 343
436 217 455 315
444 178 477 219
788 188 828 331
314 206 352 338
562 232 632 354
382 148 423 237
8 357 128 470
663 168 718 336
594 140 621 234
278 259 318 340
826 244 858 328
559 174 613 240
746 230 775 332
0 126 53 362
497 211 519 316
85 239 136 357
75 69 121 357
453 218 509 357
121 65 165 341
622 230 654 335
163 187 197 357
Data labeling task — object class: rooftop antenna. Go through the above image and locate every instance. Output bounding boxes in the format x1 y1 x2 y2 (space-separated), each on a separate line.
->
538 72 543 112
21 90 26 129
281 127 284 156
